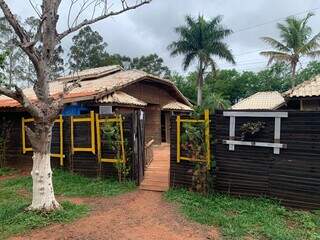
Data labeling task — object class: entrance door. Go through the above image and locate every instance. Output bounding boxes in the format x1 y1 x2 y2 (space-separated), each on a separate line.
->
144 104 161 144
161 111 166 142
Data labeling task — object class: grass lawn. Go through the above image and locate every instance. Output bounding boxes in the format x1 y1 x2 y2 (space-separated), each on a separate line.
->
165 189 320 240
0 169 136 239
0 167 16 176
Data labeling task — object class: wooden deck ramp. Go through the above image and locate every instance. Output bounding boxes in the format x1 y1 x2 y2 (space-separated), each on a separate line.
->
140 144 170 192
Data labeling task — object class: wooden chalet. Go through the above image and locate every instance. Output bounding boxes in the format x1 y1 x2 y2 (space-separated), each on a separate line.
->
0 65 192 145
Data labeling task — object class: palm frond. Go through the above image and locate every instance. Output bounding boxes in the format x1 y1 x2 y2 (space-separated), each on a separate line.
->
299 32 320 53
182 52 197 70
261 37 290 52
306 50 320 58
260 51 292 65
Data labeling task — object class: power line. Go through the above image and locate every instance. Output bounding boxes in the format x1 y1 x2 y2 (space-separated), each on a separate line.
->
231 6 320 35
234 48 268 57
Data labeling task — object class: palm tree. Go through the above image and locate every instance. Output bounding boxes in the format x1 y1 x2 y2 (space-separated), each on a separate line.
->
260 13 320 88
168 15 235 106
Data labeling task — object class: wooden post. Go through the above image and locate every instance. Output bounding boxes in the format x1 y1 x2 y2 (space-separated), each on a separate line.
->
90 111 95 154
95 113 101 162
70 116 74 154
59 115 64 166
204 109 210 169
22 117 26 154
176 115 181 163
119 115 126 163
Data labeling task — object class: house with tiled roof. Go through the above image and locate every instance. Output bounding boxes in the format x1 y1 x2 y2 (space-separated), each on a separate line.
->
0 65 192 144
284 75 320 111
231 91 286 110
231 75 320 111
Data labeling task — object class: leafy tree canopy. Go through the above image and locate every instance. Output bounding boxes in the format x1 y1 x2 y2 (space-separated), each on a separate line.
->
130 54 171 78
172 61 320 110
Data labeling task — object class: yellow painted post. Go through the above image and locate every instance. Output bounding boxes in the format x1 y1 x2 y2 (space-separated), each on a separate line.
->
70 116 74 154
176 115 181 163
90 111 95 154
119 115 126 163
59 115 64 166
204 109 211 169
21 118 26 154
95 113 101 162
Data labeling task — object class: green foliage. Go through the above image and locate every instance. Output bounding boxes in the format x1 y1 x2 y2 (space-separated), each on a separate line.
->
169 15 235 105
181 123 205 160
130 54 171 78
173 60 320 110
170 72 197 102
0 174 89 239
0 16 64 85
2 169 136 197
295 61 320 84
68 26 109 71
52 169 135 196
102 121 132 182
191 163 209 194
0 167 16 176
165 189 320 240
240 121 266 140
260 13 320 86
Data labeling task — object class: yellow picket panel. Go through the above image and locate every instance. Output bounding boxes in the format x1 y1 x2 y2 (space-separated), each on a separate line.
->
21 115 65 166
95 114 126 163
71 111 96 154
176 109 211 169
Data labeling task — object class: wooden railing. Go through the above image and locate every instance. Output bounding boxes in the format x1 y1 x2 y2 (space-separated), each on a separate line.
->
145 139 154 167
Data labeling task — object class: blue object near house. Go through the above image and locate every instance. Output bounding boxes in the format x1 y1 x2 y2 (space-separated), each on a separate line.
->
62 103 89 116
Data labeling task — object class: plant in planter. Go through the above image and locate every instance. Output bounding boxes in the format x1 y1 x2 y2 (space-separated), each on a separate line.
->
191 162 208 194
240 121 266 141
102 120 131 182
181 123 205 160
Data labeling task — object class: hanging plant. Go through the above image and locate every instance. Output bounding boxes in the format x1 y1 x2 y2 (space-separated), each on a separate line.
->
240 121 266 141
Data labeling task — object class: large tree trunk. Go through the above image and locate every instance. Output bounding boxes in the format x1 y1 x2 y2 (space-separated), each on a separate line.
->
27 122 60 211
197 60 204 106
291 61 297 88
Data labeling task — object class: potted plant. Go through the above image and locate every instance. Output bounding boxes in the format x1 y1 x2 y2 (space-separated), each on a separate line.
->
240 121 265 141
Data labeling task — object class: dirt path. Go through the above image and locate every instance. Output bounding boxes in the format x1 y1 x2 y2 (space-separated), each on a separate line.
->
11 190 220 240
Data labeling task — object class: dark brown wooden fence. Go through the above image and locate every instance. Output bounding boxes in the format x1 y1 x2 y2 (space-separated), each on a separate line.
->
170 111 320 209
1 111 144 184
214 110 320 209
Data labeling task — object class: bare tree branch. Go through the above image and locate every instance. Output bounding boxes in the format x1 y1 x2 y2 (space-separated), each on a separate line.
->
28 0 41 18
0 0 40 70
58 0 151 40
0 85 42 118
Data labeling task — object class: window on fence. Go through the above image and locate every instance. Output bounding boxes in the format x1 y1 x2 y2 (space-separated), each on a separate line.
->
21 115 65 166
95 114 125 163
70 111 95 154
176 110 211 168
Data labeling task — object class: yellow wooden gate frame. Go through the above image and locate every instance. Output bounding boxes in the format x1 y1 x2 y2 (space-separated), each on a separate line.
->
70 111 95 154
21 115 65 166
176 109 211 169
95 114 126 163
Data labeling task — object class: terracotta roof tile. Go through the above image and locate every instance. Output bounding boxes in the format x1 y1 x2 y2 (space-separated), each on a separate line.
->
232 91 285 110
0 67 192 109
162 101 192 111
285 75 320 98
99 91 147 106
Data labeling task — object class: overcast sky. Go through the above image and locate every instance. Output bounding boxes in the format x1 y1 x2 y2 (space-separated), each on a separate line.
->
5 0 320 75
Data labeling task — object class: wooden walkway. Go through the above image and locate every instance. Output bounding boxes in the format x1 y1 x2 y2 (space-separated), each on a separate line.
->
140 144 170 192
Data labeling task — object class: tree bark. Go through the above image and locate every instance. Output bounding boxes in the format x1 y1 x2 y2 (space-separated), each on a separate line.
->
0 0 151 212
291 61 297 88
197 60 204 106
27 122 60 211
